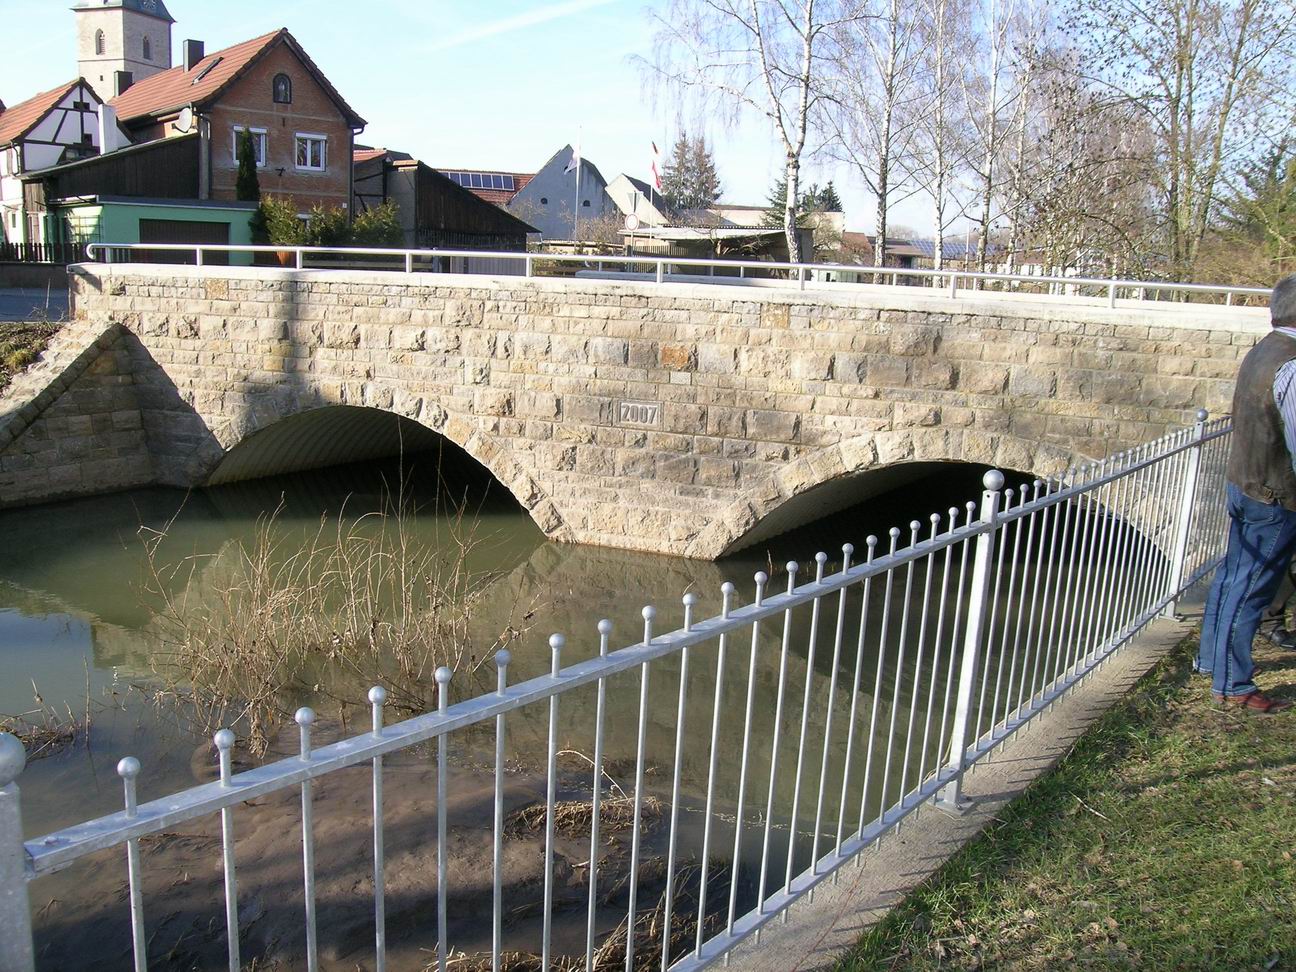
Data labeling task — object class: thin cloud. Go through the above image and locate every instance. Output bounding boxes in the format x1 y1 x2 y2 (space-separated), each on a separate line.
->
426 0 618 53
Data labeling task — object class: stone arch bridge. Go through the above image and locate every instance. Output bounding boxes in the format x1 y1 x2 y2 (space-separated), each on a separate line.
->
0 265 1265 558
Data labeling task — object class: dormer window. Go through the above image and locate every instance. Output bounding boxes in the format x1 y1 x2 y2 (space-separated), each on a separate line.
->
273 74 292 105
95 30 105 55
142 36 152 61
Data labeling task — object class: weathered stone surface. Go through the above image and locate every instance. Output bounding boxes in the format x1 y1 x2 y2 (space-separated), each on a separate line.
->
0 265 1264 559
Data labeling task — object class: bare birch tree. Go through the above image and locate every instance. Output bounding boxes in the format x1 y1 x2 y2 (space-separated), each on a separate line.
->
1068 0 1296 279
820 0 925 268
642 0 863 261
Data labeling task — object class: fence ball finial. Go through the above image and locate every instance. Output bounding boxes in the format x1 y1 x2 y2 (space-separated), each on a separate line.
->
597 619 613 636
495 648 512 670
786 560 799 576
295 707 316 728
1195 408 1209 423
368 685 387 706
682 592 700 608
983 469 1006 492
0 732 25 787
214 729 235 752
434 666 453 686
116 756 141 781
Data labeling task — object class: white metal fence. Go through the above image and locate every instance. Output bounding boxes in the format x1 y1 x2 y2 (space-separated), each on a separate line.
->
0 412 1231 971
80 242 1271 308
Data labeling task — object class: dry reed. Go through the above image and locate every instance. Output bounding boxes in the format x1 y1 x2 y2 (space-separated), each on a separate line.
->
139 484 538 754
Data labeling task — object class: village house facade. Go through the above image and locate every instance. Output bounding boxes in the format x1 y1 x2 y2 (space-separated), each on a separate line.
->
109 29 366 214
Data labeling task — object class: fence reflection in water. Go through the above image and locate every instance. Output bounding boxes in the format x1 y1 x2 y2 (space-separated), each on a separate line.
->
0 412 1231 972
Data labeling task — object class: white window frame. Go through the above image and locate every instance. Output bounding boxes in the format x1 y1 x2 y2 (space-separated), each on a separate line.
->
294 133 327 172
232 126 268 168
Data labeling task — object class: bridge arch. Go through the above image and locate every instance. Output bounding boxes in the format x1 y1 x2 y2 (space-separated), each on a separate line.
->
692 428 1094 559
199 403 573 541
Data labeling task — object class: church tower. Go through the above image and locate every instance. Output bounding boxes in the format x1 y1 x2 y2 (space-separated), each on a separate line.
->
73 0 175 94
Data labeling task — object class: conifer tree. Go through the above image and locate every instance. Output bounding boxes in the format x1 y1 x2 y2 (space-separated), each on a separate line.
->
236 130 261 202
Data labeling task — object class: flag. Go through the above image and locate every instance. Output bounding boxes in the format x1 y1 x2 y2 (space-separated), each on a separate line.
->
564 144 581 174
650 141 662 191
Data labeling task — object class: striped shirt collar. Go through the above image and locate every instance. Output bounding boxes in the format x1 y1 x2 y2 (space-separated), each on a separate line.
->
1277 326 1296 341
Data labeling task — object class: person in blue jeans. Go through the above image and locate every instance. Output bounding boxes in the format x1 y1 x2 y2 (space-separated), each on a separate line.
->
1197 275 1296 713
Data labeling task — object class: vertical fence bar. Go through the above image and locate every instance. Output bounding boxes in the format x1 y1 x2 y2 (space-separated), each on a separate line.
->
542 635 564 969
627 607 657 972
935 505 977 774
1164 410 1209 616
662 595 698 969
856 529 900 839
435 667 452 972
917 512 958 786
117 757 146 972
727 574 768 956
899 521 940 795
587 621 612 970
696 584 736 958
493 651 511 972
215 729 241 972
809 545 855 888
836 537 878 852
0 734 33 972
878 525 921 817
296 708 319 972
935 471 1004 813
758 564 800 922
784 555 826 891
369 687 388 972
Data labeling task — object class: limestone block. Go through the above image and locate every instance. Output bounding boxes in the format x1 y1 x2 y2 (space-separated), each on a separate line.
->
564 395 612 425
589 337 629 365
1008 366 1057 398
864 355 909 387
474 388 514 417
660 344 697 372
889 325 939 356
662 403 707 435
445 299 484 327
791 352 834 381
698 344 737 374
745 409 800 443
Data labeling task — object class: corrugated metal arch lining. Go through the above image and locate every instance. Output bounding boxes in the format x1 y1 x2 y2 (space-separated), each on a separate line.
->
205 406 451 486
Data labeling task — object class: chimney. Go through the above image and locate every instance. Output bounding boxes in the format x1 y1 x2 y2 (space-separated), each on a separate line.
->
114 71 134 96
98 104 122 155
183 40 205 72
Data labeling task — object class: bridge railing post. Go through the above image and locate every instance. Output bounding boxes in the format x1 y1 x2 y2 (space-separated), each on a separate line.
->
934 470 1004 816
1163 409 1209 618
948 272 958 298
295 248 304 270
655 261 664 284
0 734 35 972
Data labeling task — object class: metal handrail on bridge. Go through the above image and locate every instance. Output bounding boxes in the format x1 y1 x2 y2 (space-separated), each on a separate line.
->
0 413 1232 971
81 242 1271 308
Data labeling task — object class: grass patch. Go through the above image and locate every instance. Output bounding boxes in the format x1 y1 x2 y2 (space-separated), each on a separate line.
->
838 637 1296 971
0 319 59 392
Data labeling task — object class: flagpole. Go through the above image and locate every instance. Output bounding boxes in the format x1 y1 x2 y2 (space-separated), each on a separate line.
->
573 130 582 241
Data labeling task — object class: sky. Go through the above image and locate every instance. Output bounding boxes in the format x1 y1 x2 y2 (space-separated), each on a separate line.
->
0 0 938 234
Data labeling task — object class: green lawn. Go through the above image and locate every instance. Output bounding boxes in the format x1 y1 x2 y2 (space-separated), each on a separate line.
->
838 636 1296 971
0 320 59 393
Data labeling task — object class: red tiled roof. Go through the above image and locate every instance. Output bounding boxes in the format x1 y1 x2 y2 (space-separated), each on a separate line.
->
433 169 533 206
0 79 81 147
110 28 365 128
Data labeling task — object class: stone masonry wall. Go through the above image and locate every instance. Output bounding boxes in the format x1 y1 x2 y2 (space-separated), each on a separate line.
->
0 265 1269 558
0 321 152 505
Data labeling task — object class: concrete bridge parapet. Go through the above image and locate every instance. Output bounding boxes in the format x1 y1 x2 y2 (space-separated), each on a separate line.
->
0 265 1266 558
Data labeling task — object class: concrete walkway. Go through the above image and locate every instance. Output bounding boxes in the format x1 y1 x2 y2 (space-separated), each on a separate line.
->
727 615 1193 971
0 288 68 322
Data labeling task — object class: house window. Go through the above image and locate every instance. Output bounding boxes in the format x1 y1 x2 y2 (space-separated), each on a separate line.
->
233 126 268 167
95 30 105 55
295 133 326 171
273 73 292 104
142 36 152 61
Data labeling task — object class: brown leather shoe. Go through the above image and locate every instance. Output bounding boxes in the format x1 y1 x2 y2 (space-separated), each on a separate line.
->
1212 690 1293 713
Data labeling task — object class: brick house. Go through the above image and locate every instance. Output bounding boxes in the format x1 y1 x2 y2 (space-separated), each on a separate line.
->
108 29 366 214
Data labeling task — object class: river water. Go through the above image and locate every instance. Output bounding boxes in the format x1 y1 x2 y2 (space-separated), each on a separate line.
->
1 452 1039 969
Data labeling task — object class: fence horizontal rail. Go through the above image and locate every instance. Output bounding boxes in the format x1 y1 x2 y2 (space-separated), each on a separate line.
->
78 241 1271 306
0 412 1233 971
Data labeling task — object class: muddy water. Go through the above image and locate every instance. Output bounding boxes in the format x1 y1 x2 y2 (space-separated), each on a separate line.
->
2 454 1048 969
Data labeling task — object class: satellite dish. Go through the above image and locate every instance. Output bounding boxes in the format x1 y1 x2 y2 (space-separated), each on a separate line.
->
175 106 194 133
624 213 641 231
